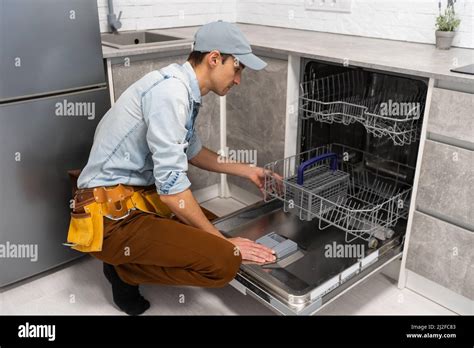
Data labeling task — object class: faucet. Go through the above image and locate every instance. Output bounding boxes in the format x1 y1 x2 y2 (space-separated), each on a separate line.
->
107 0 122 33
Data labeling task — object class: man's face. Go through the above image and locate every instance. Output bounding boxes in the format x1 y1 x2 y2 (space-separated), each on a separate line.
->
209 53 244 96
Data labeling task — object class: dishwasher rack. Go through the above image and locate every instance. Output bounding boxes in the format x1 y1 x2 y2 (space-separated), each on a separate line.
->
264 144 412 247
299 71 426 146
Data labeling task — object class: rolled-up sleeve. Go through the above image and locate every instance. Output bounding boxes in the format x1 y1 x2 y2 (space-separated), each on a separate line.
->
186 130 202 160
142 79 192 195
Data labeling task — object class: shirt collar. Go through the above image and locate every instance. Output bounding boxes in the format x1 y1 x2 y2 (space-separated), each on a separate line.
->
182 61 202 105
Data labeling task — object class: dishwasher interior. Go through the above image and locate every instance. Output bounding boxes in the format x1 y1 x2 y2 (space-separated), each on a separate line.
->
214 59 429 315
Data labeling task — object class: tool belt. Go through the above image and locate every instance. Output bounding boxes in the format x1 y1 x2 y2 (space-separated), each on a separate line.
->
65 172 173 253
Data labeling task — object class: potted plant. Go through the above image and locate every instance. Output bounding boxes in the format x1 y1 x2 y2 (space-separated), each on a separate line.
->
435 0 461 49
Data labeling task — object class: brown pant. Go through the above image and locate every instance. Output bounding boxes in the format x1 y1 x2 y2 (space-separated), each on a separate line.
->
89 207 242 287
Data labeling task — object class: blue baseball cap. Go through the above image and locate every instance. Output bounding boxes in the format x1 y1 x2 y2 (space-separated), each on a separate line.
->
193 21 267 71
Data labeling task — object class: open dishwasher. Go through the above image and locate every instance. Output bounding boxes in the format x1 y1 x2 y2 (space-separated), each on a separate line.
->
214 58 428 315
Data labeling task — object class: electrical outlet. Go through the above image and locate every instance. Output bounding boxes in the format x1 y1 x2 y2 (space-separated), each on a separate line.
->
305 0 352 13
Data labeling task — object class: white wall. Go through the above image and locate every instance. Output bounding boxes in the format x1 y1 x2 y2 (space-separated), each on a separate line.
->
237 0 474 48
97 0 237 32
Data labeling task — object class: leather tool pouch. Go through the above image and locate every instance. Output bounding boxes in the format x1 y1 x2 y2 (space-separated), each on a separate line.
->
65 173 135 252
131 189 173 218
66 202 104 252
65 172 172 252
93 184 134 219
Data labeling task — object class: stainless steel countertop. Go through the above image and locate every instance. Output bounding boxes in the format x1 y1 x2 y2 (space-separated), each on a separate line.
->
102 23 474 84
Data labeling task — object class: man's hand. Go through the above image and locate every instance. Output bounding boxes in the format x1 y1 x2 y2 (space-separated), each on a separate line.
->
189 148 284 197
228 237 276 264
244 166 284 196
245 166 266 193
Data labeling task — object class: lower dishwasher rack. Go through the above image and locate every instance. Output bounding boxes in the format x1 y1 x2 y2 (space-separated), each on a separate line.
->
213 199 405 315
263 143 413 248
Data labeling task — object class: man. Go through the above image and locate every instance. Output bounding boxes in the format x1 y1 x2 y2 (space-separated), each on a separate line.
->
73 21 276 315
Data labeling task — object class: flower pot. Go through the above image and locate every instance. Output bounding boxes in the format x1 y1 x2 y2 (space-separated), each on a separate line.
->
435 30 456 49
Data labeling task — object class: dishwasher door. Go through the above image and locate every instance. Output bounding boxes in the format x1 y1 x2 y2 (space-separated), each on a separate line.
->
214 199 405 315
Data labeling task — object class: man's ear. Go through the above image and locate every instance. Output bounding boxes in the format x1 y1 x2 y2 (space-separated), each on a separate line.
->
208 50 221 68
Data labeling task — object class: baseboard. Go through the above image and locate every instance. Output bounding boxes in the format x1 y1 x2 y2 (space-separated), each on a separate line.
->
406 270 473 315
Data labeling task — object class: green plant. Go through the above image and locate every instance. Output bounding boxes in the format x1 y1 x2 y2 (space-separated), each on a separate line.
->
436 1 461 31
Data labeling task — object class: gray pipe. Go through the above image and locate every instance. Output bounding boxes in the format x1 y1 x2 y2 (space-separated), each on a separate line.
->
108 0 114 14
107 0 122 33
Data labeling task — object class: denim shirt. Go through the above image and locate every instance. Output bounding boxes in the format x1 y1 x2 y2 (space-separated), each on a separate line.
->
77 61 202 195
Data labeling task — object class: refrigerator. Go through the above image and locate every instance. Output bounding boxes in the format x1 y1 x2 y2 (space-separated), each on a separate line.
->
0 0 110 287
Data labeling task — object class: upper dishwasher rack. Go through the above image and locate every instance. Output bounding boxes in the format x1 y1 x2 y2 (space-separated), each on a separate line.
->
299 70 426 146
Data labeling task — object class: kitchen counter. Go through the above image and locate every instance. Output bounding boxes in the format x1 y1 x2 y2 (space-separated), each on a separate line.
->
102 23 474 84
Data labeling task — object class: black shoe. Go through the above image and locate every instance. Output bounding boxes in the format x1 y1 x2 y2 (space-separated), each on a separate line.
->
103 262 150 316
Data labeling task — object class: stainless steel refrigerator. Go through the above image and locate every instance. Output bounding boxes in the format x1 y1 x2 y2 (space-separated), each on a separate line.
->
0 0 110 287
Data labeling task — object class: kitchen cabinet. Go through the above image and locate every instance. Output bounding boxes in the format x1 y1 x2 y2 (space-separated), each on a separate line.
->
109 54 186 100
406 211 473 302
402 84 474 314
427 88 474 144
415 140 473 228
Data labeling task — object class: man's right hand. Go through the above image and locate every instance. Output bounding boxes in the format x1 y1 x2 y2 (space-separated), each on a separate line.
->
227 237 276 264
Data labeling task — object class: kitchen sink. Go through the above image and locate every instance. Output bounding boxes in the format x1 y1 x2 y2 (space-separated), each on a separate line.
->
101 31 192 49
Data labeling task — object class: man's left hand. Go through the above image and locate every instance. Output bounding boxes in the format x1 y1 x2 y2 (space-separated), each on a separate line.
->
246 166 266 194
245 166 283 196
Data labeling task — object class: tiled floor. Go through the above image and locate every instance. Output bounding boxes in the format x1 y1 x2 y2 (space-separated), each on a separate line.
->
0 197 455 316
